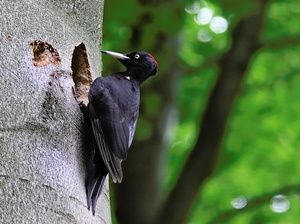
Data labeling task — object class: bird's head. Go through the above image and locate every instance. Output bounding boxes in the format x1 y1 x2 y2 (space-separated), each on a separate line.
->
101 50 158 84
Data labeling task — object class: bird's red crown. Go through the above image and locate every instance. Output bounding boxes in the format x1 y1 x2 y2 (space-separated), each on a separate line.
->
148 54 158 66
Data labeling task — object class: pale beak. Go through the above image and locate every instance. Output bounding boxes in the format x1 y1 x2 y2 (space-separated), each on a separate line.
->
101 50 130 60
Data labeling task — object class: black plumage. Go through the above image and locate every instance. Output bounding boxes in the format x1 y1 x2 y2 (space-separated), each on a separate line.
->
84 50 158 215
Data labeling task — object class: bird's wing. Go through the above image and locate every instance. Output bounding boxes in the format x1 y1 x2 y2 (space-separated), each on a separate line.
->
90 117 124 183
88 81 139 183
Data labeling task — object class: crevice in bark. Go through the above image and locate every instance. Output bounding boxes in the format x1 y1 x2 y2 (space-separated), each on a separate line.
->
71 44 96 212
71 43 92 105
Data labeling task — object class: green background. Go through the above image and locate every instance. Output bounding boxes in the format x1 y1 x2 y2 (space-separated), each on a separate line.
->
101 0 300 223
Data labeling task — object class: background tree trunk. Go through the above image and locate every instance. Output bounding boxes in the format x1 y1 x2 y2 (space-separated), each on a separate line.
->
0 1 109 223
103 1 185 223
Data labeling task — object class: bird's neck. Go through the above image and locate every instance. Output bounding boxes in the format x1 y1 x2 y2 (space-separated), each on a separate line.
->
118 71 149 86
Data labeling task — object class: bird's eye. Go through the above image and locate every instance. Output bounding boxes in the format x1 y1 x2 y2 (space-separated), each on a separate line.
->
135 54 140 59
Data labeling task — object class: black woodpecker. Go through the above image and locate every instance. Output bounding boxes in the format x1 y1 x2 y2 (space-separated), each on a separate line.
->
84 50 158 215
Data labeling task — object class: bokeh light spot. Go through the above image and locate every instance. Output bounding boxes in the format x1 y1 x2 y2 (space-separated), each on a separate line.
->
210 16 228 33
270 195 290 213
231 196 247 209
185 1 200 14
194 8 213 25
197 29 212 42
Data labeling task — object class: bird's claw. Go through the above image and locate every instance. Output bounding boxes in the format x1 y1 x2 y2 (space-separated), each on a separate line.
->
79 101 87 113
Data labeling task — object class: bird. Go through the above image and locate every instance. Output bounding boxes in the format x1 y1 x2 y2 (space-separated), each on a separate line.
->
83 50 158 215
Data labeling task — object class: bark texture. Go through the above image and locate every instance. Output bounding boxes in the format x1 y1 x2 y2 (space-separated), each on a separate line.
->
0 1 109 223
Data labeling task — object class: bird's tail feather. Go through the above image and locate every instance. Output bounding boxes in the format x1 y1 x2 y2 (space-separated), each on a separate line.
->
80 102 109 215
86 160 108 215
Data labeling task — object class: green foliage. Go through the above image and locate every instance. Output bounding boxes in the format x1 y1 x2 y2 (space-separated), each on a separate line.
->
168 0 300 223
265 0 300 41
102 0 300 223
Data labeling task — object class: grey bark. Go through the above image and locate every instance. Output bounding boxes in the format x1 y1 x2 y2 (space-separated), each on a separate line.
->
0 1 109 223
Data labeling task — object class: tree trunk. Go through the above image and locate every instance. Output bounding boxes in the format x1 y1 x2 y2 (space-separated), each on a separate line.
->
109 1 185 223
0 1 109 223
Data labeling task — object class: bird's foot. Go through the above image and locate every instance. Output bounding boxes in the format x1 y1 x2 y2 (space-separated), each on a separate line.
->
79 101 87 114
